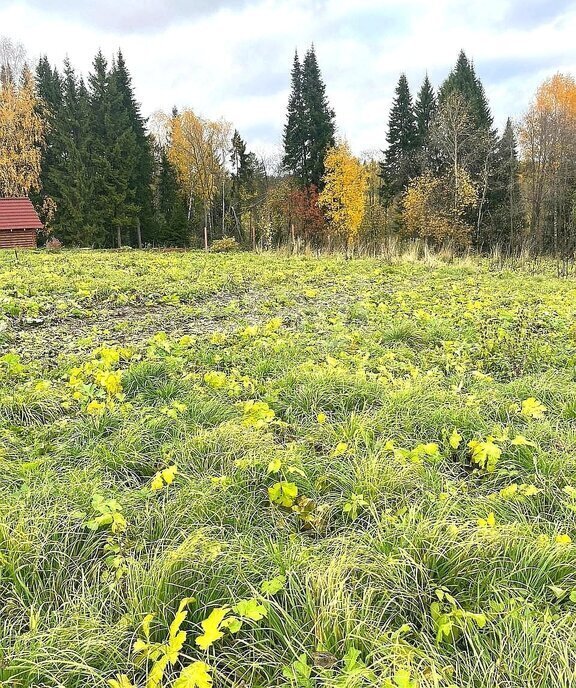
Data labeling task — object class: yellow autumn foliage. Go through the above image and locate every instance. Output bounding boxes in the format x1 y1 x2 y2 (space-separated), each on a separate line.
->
319 142 367 248
403 169 477 245
0 68 45 196
168 109 230 211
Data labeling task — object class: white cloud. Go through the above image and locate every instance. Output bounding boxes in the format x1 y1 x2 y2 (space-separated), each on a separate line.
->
1 0 575 154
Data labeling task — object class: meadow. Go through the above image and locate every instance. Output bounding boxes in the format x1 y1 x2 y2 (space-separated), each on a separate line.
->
1 249 576 688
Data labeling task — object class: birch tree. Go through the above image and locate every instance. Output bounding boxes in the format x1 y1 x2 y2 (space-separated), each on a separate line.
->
518 73 576 254
0 67 45 197
168 109 231 250
319 142 367 250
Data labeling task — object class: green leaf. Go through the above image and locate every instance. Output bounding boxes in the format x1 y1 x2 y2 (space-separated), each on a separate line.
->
282 654 312 686
233 598 268 621
470 612 487 628
268 481 298 507
394 669 413 688
550 585 568 600
342 647 363 672
260 575 286 595
221 616 243 633
267 457 282 474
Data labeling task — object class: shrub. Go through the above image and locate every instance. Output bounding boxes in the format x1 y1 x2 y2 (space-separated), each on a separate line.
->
210 236 239 253
45 237 63 252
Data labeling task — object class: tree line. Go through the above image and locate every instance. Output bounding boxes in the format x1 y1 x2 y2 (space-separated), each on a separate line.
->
1 34 575 255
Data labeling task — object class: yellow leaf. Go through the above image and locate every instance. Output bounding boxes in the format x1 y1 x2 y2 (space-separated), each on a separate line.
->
169 597 194 647
151 473 164 491
195 607 229 651
332 442 348 457
520 397 547 419
142 613 155 640
511 435 536 447
449 429 462 450
267 457 282 474
478 512 496 528
147 655 170 688
173 662 213 688
108 675 135 688
161 465 178 485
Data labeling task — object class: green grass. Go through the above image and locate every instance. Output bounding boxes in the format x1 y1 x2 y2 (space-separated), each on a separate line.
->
1 249 576 687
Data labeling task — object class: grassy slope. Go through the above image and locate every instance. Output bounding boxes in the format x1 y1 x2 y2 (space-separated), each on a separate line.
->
1 250 576 687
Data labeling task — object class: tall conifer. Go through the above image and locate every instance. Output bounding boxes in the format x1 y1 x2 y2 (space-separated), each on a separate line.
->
380 73 418 203
283 46 335 188
414 74 438 173
111 50 154 245
301 45 335 188
283 52 306 183
87 50 138 247
485 118 522 249
439 51 493 133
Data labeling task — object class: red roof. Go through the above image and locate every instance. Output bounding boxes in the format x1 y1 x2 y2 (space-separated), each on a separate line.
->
0 197 44 231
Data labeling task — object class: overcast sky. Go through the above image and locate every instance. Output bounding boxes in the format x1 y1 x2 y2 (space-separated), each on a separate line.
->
1 0 575 157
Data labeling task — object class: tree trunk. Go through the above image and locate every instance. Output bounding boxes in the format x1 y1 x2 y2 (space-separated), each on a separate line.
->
476 154 490 248
117 226 122 249
188 191 193 222
136 217 142 249
222 173 226 237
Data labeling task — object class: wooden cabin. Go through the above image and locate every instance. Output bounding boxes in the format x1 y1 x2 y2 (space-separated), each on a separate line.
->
0 197 43 249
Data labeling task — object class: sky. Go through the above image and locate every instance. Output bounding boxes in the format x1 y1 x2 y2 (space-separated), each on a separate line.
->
0 0 575 158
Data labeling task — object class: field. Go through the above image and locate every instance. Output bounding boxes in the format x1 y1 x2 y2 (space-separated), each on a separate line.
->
2 249 576 688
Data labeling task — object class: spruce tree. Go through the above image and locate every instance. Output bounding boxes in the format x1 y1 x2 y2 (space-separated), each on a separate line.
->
484 118 522 250
283 52 306 183
230 129 249 230
230 129 262 243
415 75 436 143
87 50 138 247
380 73 418 204
231 130 249 185
414 74 438 173
156 148 188 245
35 56 62 110
438 51 499 247
111 50 155 245
35 57 95 245
300 46 335 188
438 51 493 132
60 66 94 244
283 46 335 188
35 56 63 216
